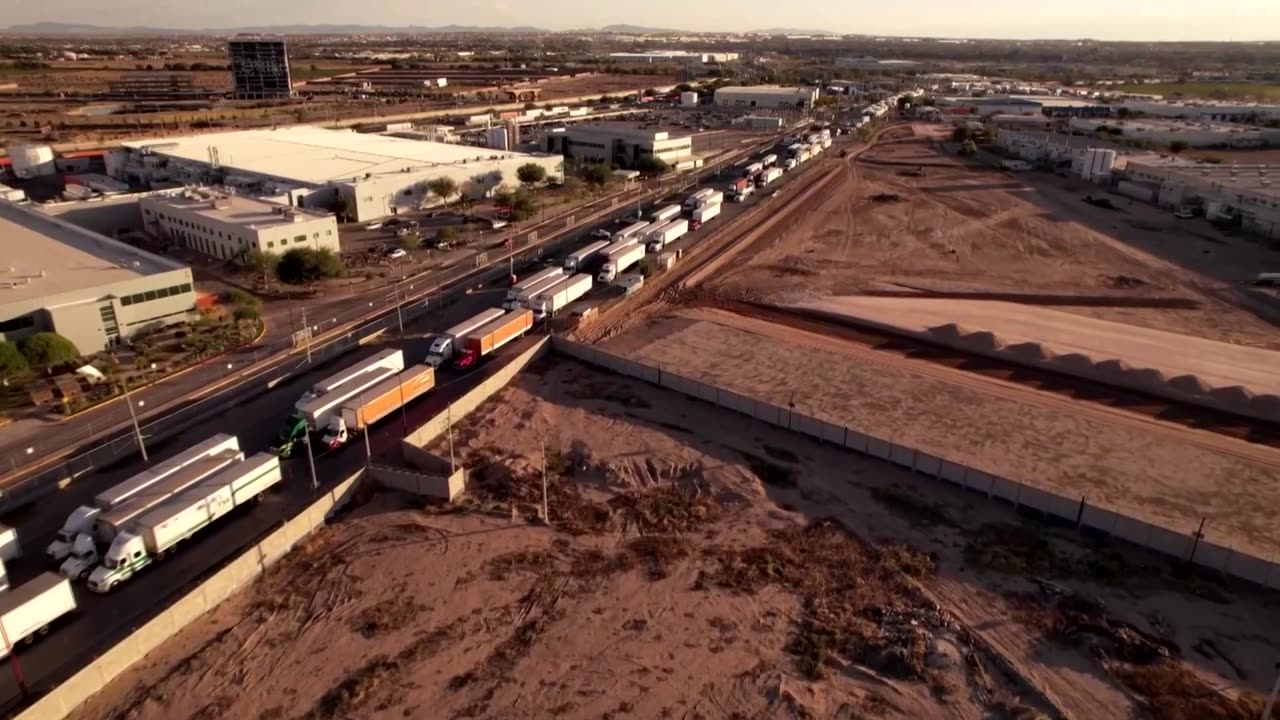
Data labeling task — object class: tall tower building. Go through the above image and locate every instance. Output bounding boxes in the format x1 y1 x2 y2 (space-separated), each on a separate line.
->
227 38 293 100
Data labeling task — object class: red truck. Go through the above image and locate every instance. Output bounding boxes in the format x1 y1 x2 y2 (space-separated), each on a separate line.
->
731 177 752 193
453 309 533 370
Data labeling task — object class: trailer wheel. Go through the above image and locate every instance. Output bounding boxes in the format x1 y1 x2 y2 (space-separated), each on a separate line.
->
256 492 266 503
108 580 119 592
21 634 33 645
78 568 90 581
37 625 50 637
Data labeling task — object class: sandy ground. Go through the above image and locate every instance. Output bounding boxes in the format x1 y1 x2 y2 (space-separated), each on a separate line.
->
704 123 1280 349
69 360 1279 720
602 306 1280 560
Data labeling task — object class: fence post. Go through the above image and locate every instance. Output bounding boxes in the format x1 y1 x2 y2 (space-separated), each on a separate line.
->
1186 517 1207 564
1075 496 1086 528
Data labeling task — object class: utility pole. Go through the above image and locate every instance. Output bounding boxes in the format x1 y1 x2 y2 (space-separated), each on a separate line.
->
303 432 319 491
392 280 405 338
122 381 147 462
540 433 549 524
301 307 312 364
446 403 456 472
0 620 26 699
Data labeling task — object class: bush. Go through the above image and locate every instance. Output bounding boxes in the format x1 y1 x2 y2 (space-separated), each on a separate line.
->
276 247 346 285
960 139 978 156
516 163 548 186
438 226 459 242
221 287 259 308
233 304 260 322
636 155 671 175
19 332 80 368
0 341 29 378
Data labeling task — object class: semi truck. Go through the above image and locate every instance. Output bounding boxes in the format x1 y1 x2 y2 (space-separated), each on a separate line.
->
683 188 716 211
731 177 751 194
321 365 436 448
87 454 283 593
502 267 563 310
453 309 533 370
732 184 755 202
742 162 764 179
530 274 593 321
276 349 405 457
612 220 651 243
783 157 798 170
645 218 689 253
598 242 647 283
690 202 722 230
426 308 505 368
502 268 566 311
563 240 610 272
756 167 783 188
762 153 779 168
0 574 76 656
47 433 241 561
649 204 682 225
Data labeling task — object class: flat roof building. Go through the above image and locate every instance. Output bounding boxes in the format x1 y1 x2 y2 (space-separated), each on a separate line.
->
0 201 197 353
1069 118 1280 148
1111 99 1280 123
714 86 819 109
608 51 739 65
543 122 694 169
140 189 340 262
1125 161 1280 239
113 126 563 222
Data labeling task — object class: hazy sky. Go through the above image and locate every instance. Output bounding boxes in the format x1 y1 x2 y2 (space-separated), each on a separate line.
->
6 0 1279 41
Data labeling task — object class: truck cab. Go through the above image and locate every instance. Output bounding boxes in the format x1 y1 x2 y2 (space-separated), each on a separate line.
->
46 506 100 561
88 532 149 593
452 348 480 371
425 335 453 368
597 261 621 284
273 412 310 458
320 417 351 448
58 534 99 581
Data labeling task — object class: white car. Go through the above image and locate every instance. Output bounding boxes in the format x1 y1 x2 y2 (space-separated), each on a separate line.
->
365 221 383 230
385 248 408 260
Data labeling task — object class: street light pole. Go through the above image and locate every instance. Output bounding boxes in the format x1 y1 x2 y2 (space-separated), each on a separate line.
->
301 307 312 364
122 382 147 462
0 619 27 699
303 432 319 491
392 280 405 338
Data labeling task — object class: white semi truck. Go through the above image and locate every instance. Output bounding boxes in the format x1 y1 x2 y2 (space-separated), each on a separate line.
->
88 454 283 593
645 218 689 253
426 308 505 368
563 240 610 272
0 574 76 656
530 274 593 321
47 433 241 561
649 204 682 225
762 153 779 168
683 188 716 211
612 220 651 243
597 242 646 283
756 167 783 188
501 267 563 310
690 202 722 230
276 349 404 458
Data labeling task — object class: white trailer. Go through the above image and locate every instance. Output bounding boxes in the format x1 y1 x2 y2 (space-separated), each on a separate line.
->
598 243 646 283
0 525 20 564
90 452 244 546
426 308 505 368
783 157 798 170
0 574 75 656
756 167 783 188
502 267 563 310
690 203 722 230
88 454 283 593
646 219 689 253
683 187 716 210
787 143 804 157
503 271 566 310
563 240 610 272
762 154 779 168
732 184 755 202
47 433 241 561
613 220 651 243
742 162 764 178
530 274 593 321
298 349 404 406
649 204 682 225
291 350 404 430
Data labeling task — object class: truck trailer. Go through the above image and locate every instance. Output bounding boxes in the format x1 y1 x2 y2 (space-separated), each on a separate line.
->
762 154 779 168
530 274 593 321
563 240 610 272
612 220 651 244
47 433 241 561
649 204 682 226
690 203 722 230
88 454 283 593
598 242 647 283
276 349 405 457
742 162 764 179
426 308 505 368
756 167 783 188
683 188 716 211
645 218 689 253
502 267 563 310
321 365 436 448
454 309 533 370
0 574 76 656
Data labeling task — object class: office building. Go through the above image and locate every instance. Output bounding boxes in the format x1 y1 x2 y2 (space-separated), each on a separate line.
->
140 189 340 262
714 86 819 109
544 122 694 169
0 201 197 352
228 38 293 100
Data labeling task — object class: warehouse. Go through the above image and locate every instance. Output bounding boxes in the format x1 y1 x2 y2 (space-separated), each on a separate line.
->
140 189 340 261
1125 161 1280 239
0 201 197 353
714 86 819 109
608 51 739 65
1112 100 1280 123
544 123 694 169
112 127 563 222
1068 118 1280 148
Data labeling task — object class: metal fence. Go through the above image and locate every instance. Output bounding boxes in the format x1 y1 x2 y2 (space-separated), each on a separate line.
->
552 337 1280 591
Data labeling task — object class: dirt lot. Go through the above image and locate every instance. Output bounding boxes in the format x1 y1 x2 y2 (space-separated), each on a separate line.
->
703 123 1280 349
69 360 1280 720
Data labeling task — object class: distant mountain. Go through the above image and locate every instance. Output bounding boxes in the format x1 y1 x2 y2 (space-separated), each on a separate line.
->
0 22 550 35
596 24 684 34
752 28 845 36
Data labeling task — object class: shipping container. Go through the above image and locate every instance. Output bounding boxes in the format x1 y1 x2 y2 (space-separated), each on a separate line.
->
0 574 75 656
756 167 784 187
690 202 722 230
683 187 716 210
613 220 652 243
598 243 647 283
455 309 534 369
649 204 682 225
742 162 764 178
645 219 689 253
427 308 505 367
323 365 436 446
503 270 567 310
502 267 564 307
761 154 779 168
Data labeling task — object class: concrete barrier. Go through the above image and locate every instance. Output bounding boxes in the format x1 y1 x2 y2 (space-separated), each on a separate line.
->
843 429 870 454
717 390 756 417
914 453 942 478
866 438 892 460
989 476 1022 504
938 460 966 485
20 470 365 720
888 444 915 469
369 463 466 502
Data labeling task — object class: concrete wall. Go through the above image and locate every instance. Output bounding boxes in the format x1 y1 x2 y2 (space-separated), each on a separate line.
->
20 470 365 720
368 463 466 502
552 337 1280 592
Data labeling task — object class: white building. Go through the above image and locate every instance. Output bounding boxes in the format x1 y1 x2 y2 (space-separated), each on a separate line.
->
1068 118 1280 148
544 123 694 169
609 51 739 65
112 126 563 222
1111 100 1280 123
1125 161 1280 239
140 189 340 262
714 86 819 109
835 57 920 70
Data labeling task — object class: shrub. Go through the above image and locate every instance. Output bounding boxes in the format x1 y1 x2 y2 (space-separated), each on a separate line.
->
19 332 80 367
0 341 29 378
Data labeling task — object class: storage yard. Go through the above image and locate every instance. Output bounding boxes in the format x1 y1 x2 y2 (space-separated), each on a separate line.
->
65 360 1280 720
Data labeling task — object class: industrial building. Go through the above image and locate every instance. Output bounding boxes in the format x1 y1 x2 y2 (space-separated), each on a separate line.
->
714 86 819 109
1068 118 1280 148
0 201 197 353
938 95 1107 117
994 129 1128 171
608 51 739 65
110 127 563 222
106 74 213 100
140 190 340 261
835 57 921 70
227 38 293 100
543 123 694 169
1124 161 1280 239
1111 100 1280 123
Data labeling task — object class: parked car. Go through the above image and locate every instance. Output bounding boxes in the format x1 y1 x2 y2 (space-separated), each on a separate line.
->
364 221 383 230
385 248 408 260
591 228 613 239
395 227 416 238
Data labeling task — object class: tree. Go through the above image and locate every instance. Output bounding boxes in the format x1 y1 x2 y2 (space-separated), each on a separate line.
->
636 155 671 175
437 227 459 243
580 163 614 191
0 341 28 379
276 247 346 285
675 82 695 92
233 304 260 322
426 176 459 206
398 233 418 250
241 250 278 286
960 139 978 156
516 163 548 187
951 126 973 142
19 332 79 368
1169 140 1189 154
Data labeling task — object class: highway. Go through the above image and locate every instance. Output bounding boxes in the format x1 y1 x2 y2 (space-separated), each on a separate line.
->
0 126 825 713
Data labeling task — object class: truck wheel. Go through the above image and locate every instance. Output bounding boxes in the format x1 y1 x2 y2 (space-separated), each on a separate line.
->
21 635 33 645
256 492 266 503
78 568 90 581
108 581 119 592
38 625 49 637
